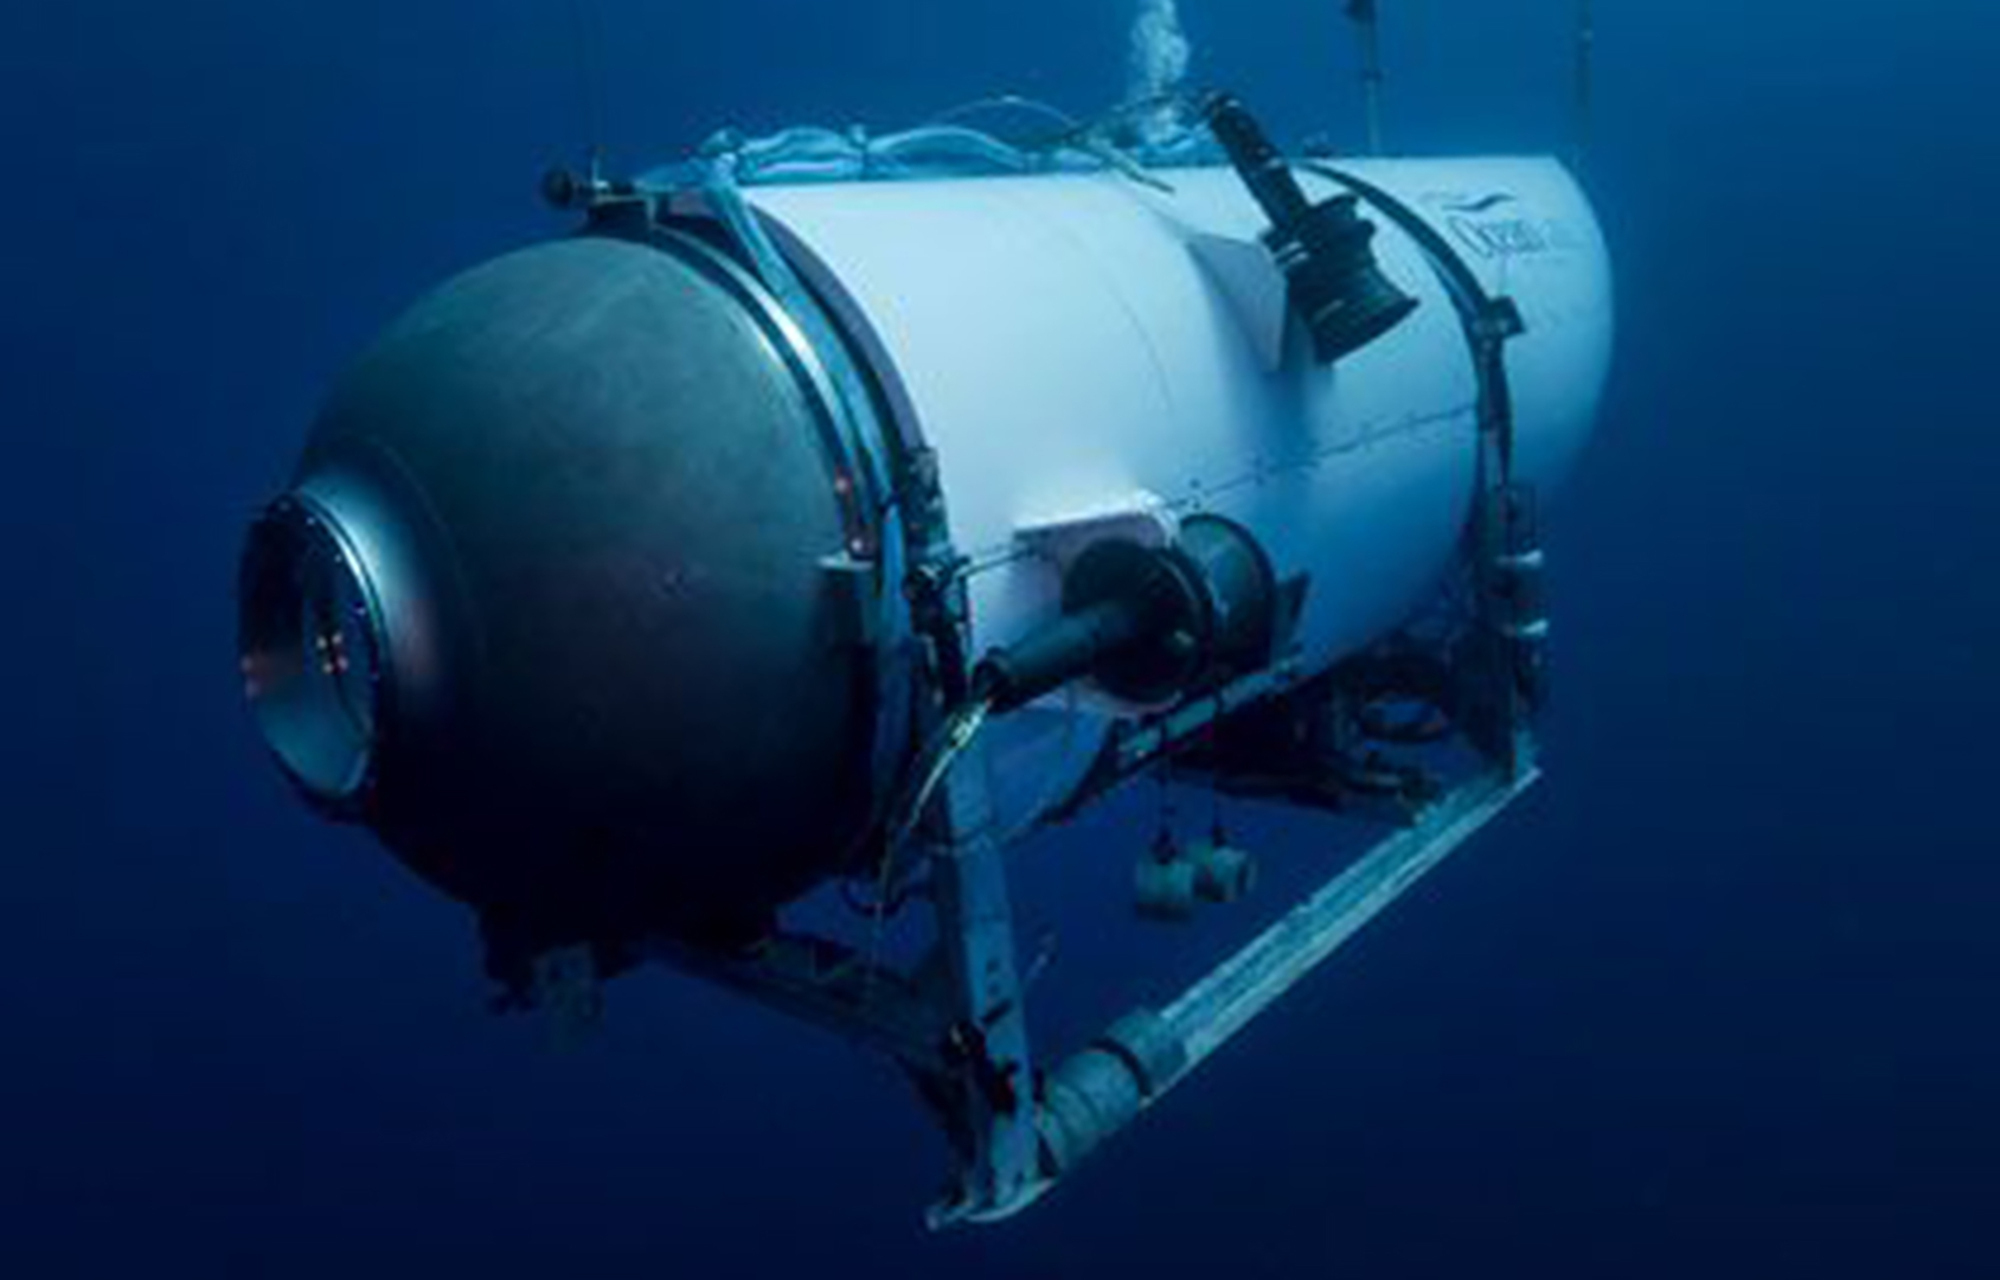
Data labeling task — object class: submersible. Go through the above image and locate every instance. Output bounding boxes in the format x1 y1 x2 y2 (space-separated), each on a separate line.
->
238 89 1611 1222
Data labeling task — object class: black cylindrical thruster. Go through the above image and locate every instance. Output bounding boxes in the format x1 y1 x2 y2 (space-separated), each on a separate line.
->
975 517 1283 713
975 596 1159 713
1174 515 1280 678
976 537 1209 712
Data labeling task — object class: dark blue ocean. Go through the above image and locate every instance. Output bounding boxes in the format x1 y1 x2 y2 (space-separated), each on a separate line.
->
5 2 1996 1275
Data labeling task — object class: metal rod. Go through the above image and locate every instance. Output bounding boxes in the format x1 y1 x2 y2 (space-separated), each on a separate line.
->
1161 765 1540 1072
1016 765 1542 1203
1574 0 1596 171
924 742 1043 1228
1348 1 1387 155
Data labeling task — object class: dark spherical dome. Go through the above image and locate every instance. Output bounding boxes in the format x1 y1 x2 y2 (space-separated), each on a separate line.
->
242 233 884 943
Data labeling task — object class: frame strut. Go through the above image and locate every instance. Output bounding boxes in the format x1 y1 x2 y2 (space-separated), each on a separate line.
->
1162 764 1538 1073
1347 1 1387 155
923 738 1043 1226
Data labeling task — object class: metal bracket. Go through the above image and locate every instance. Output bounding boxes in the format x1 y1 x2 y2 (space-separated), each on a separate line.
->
918 737 1044 1227
1161 763 1537 1068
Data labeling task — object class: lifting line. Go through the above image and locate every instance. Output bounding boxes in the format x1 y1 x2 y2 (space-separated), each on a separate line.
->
1574 0 1596 172
1346 0 1387 156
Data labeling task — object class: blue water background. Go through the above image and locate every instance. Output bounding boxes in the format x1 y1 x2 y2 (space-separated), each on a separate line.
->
3 2 1996 1275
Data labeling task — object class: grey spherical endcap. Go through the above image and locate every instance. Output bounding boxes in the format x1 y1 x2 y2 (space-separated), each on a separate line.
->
289 234 877 938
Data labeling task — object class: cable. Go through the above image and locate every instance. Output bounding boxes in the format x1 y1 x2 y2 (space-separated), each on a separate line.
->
858 694 996 1005
1347 0 1387 155
1574 0 1596 172
929 94 1085 139
884 696 995 857
836 694 992 922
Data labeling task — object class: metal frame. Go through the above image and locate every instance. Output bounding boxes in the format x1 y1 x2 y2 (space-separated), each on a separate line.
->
627 692 1543 1224
571 139 1549 1227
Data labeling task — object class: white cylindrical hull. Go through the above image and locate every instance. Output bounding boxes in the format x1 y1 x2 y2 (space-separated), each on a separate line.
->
729 157 1612 825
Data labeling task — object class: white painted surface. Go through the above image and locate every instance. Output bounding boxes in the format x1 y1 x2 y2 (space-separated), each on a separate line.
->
731 157 1612 829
